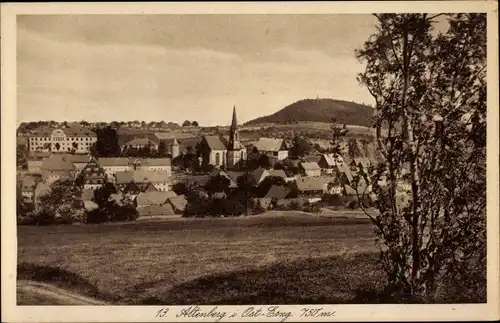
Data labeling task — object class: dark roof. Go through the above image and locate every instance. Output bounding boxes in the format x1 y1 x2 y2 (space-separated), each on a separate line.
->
300 162 321 171
138 204 176 216
167 195 187 212
115 170 170 184
265 185 290 199
251 167 269 185
135 191 177 207
203 135 227 150
268 169 287 178
41 155 76 171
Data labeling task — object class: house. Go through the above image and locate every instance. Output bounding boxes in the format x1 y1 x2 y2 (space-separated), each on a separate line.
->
318 153 345 174
200 135 228 167
28 126 97 154
295 177 326 197
299 162 321 177
200 106 247 168
265 185 291 200
97 157 133 179
20 176 38 203
138 204 176 217
209 169 239 189
134 158 172 174
116 170 171 194
335 163 354 185
167 195 187 214
122 138 158 151
33 182 51 212
40 154 76 184
135 191 177 207
78 157 107 190
252 138 289 160
250 167 270 186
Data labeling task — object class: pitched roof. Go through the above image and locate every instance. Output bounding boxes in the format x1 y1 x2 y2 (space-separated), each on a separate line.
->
167 195 188 212
21 176 37 191
136 191 177 207
300 162 321 171
138 204 176 217
59 154 90 163
203 135 227 150
140 158 172 166
268 169 287 178
124 138 156 146
344 184 369 196
320 153 344 167
40 155 76 171
115 170 170 184
295 177 325 191
265 185 290 199
225 171 246 185
253 138 285 152
34 182 51 198
97 157 131 167
251 167 270 185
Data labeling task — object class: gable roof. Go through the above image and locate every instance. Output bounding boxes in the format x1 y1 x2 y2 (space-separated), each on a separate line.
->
320 154 344 167
140 158 172 166
268 169 287 178
253 138 285 152
115 170 170 184
265 185 290 199
251 167 270 185
97 157 131 167
61 154 92 164
124 138 156 146
203 135 227 150
300 162 321 171
40 155 76 172
167 195 188 212
138 204 176 217
295 177 325 192
135 191 177 207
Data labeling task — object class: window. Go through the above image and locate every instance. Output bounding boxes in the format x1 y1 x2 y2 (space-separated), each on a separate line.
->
215 152 220 166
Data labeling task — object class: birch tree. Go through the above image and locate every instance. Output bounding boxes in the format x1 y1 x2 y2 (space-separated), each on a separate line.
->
355 13 486 300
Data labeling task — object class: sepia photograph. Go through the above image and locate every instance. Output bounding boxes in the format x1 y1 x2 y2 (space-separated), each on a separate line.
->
1 1 499 322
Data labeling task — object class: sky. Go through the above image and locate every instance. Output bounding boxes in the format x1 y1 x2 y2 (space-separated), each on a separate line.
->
17 14 380 126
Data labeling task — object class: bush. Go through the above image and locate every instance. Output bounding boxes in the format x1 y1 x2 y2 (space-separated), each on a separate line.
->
86 209 109 224
348 200 359 209
322 193 343 206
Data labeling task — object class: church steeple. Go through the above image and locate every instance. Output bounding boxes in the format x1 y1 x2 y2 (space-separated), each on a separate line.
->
230 105 238 131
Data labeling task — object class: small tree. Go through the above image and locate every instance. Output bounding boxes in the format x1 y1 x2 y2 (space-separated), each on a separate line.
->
257 154 271 169
289 135 311 158
191 121 199 127
182 120 192 127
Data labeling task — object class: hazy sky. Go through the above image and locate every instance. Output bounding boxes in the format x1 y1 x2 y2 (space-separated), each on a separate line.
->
17 14 379 126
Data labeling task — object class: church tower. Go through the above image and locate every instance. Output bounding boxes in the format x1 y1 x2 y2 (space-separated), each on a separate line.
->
226 106 246 168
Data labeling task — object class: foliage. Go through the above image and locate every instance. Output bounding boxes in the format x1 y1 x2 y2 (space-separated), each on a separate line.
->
256 176 286 198
182 120 192 127
322 193 344 207
356 13 486 299
172 182 188 196
91 126 121 157
204 174 231 197
289 135 312 158
17 144 28 169
192 121 199 127
257 154 271 169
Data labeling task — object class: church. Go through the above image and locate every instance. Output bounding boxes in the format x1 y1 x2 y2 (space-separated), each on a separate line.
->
200 106 247 169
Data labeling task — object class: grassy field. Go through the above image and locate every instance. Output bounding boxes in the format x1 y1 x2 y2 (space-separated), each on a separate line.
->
17 212 385 305
17 211 485 304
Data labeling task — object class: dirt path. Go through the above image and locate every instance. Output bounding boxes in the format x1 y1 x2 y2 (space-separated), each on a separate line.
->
17 280 108 305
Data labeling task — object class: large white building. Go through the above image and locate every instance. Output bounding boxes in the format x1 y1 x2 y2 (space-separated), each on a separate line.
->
28 126 97 154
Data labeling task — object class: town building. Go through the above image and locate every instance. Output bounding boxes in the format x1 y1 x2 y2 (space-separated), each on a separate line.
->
115 170 171 196
200 106 247 168
299 162 322 177
40 155 77 184
318 153 345 174
121 138 158 151
28 126 97 153
97 157 134 179
135 191 177 208
134 158 172 174
252 138 289 160
295 177 326 197
78 157 107 190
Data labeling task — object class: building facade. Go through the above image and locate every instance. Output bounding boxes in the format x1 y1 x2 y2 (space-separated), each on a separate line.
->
28 127 97 154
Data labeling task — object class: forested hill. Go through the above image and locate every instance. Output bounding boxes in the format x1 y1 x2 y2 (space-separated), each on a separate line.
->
245 98 374 127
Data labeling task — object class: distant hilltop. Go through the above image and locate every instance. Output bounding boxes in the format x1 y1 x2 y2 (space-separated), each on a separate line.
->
244 98 374 127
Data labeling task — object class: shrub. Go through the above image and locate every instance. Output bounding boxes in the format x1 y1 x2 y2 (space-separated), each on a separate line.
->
348 200 359 210
86 209 109 224
322 193 343 206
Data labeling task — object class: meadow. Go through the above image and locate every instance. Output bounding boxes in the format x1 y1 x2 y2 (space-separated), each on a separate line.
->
17 212 485 305
17 212 386 305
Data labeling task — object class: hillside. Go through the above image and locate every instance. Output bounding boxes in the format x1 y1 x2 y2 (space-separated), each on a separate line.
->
245 99 374 127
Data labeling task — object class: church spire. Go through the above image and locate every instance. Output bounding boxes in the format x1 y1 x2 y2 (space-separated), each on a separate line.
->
231 105 238 130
